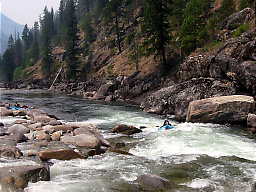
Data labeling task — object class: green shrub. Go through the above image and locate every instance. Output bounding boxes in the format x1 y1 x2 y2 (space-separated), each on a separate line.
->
13 67 23 80
233 23 250 37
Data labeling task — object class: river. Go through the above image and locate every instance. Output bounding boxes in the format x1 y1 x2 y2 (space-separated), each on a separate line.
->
0 89 255 191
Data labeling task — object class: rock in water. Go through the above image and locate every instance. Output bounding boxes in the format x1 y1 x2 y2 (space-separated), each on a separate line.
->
38 149 86 161
0 165 50 190
110 124 142 135
135 174 176 191
186 95 255 124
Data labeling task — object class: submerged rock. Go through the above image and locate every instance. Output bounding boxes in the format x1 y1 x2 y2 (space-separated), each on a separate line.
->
186 95 255 124
135 174 177 191
110 124 142 135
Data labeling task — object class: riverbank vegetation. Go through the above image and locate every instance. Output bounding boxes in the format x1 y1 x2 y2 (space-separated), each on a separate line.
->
0 0 254 83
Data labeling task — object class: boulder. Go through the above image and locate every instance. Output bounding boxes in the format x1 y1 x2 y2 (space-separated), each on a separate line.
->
135 174 176 191
0 165 50 190
141 78 236 120
61 134 101 149
38 149 86 161
28 123 43 130
0 122 4 126
9 133 28 143
12 109 27 116
186 95 255 124
247 113 256 128
49 120 62 126
32 113 53 124
0 146 23 159
220 7 255 30
74 126 110 147
51 131 62 141
53 124 73 133
68 122 100 132
110 124 142 135
34 131 51 141
0 107 13 116
43 125 55 134
7 124 29 135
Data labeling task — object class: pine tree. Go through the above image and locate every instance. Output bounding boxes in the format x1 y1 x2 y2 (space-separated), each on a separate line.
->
65 0 80 80
30 23 40 63
41 7 54 77
1 35 15 82
141 0 170 66
179 0 209 55
14 36 23 68
103 0 124 54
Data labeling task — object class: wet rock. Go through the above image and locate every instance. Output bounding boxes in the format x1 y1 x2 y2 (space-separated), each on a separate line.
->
38 149 86 161
110 124 142 135
0 146 23 159
0 122 4 126
186 95 255 124
135 174 177 191
249 128 256 135
247 114 256 128
0 165 50 190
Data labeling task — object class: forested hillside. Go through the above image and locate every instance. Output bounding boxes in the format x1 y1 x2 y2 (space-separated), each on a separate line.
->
0 0 254 84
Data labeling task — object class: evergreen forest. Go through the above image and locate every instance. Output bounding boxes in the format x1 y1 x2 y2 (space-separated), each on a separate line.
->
0 0 254 83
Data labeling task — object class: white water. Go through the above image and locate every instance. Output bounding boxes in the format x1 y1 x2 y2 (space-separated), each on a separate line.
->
0 90 255 191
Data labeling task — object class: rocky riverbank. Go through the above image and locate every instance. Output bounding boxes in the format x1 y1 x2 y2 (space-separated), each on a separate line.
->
0 101 146 190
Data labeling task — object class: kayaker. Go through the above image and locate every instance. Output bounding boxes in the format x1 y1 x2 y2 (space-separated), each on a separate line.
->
158 119 174 130
14 102 20 108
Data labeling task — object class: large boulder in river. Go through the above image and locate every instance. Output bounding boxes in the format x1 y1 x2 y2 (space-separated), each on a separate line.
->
186 95 255 124
61 134 101 149
38 149 86 161
110 124 142 135
141 78 236 121
0 165 50 190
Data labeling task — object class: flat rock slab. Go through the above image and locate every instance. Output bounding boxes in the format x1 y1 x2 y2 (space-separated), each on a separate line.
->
186 95 255 124
0 165 50 190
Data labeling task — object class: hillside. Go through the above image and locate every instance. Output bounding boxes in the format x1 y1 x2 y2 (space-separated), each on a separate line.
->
1 13 24 54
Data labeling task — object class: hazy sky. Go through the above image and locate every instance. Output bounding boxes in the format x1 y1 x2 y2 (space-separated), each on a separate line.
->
1 0 60 27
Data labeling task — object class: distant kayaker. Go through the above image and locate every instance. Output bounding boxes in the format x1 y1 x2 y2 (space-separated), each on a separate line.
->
163 119 170 126
14 102 20 108
158 119 174 130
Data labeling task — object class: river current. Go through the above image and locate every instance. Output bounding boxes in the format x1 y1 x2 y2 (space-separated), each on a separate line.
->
0 89 255 192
